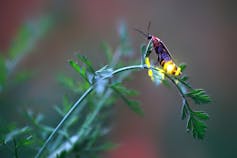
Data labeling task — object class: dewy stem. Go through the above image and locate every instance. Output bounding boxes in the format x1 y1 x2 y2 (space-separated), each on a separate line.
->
35 63 194 157
35 64 145 158
112 65 144 75
35 86 94 158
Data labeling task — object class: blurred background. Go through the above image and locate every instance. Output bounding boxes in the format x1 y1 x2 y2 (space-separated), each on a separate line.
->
0 0 236 157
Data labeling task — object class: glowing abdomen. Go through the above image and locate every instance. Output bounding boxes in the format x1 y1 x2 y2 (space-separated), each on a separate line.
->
161 60 181 76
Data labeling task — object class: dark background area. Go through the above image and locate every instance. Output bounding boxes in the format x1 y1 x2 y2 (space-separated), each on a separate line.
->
1 0 237 157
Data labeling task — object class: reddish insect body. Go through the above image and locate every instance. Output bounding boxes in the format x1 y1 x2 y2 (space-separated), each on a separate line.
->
136 27 181 76
149 35 181 75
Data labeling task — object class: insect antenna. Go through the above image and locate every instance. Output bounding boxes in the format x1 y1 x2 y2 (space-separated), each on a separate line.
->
134 28 147 38
147 21 151 36
134 22 152 39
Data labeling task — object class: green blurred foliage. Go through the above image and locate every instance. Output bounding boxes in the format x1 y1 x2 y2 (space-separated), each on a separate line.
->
0 15 53 93
1 22 142 158
0 15 53 157
0 18 211 158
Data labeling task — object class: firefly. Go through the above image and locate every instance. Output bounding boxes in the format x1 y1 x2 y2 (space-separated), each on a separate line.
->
135 23 181 76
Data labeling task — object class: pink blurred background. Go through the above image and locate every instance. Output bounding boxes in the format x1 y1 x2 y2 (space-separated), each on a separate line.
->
1 0 237 157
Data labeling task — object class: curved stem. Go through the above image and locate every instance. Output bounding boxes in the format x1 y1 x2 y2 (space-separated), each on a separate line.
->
13 139 19 158
35 86 94 158
162 72 193 113
112 65 144 75
147 66 193 113
174 76 193 90
144 39 152 57
36 63 193 158
48 90 113 158
35 62 200 158
35 64 145 158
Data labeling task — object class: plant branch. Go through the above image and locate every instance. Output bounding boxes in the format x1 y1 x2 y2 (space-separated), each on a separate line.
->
36 61 208 157
13 139 19 158
174 76 193 90
35 86 94 158
35 64 145 158
48 89 113 158
165 74 193 113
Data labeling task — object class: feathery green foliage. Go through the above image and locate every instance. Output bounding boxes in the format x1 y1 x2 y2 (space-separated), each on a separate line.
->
186 89 211 104
148 62 211 139
142 38 211 139
111 82 143 116
35 24 211 157
1 22 211 158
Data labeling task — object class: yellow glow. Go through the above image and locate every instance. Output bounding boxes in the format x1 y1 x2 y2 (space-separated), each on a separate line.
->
148 69 153 77
166 63 175 74
156 67 165 80
145 57 151 68
175 79 179 84
155 66 163 72
175 67 181 76
145 57 154 80
163 61 172 70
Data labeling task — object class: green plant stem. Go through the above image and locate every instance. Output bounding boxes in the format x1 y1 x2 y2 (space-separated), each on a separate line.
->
112 65 143 75
35 63 196 158
35 86 94 158
77 90 111 138
49 65 136 157
146 66 193 113
174 76 193 90
164 73 193 113
35 64 144 158
13 139 19 158
50 101 88 151
48 90 112 157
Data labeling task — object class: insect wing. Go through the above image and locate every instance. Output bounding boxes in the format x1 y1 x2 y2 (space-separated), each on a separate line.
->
154 41 171 64
159 41 173 59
